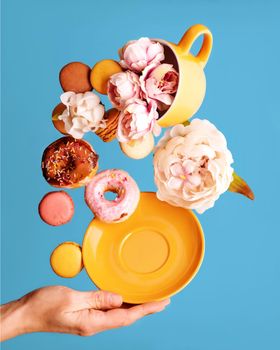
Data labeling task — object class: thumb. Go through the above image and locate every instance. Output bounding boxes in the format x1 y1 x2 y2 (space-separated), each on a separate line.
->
82 290 123 310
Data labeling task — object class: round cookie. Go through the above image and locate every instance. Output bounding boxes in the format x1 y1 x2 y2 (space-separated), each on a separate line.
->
39 191 74 226
59 62 92 93
52 103 67 135
50 242 83 278
90 59 123 94
120 133 155 159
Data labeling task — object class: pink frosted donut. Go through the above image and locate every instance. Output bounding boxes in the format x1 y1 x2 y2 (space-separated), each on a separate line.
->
85 169 140 223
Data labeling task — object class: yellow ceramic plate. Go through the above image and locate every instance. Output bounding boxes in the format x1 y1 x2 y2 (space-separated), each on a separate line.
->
82 192 204 304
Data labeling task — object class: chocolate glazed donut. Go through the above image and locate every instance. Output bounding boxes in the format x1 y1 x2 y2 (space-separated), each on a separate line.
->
41 137 99 188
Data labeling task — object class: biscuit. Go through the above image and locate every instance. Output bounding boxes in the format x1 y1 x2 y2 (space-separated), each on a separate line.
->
59 62 92 93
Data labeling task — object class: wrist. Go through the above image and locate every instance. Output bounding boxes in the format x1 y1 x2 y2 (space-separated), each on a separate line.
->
0 297 35 341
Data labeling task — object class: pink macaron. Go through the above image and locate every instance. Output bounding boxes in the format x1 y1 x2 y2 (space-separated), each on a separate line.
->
39 191 74 226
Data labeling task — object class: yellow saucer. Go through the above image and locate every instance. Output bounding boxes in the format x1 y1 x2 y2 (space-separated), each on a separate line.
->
82 192 204 304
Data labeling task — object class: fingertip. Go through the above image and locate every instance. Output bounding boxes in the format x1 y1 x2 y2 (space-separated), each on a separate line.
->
144 299 171 314
162 298 171 306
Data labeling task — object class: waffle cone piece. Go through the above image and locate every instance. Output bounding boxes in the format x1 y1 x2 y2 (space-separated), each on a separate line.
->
96 108 120 142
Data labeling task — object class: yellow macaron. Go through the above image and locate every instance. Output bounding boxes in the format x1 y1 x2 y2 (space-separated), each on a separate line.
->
90 59 123 94
50 242 83 278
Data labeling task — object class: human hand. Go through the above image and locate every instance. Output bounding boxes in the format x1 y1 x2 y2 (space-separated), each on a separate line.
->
0 286 170 341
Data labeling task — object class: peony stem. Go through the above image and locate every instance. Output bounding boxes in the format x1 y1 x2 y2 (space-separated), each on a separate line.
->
228 172 255 200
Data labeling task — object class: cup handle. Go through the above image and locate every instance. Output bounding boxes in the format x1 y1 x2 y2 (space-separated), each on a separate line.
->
178 24 213 68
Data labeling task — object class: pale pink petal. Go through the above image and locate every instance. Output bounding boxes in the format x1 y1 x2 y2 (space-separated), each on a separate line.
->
167 177 184 190
119 38 165 72
170 163 184 177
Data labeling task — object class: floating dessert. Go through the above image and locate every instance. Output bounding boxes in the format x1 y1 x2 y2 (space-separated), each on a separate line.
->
59 61 92 93
50 242 83 278
41 136 99 188
85 169 140 223
90 59 123 94
38 191 74 226
120 132 155 159
95 108 120 142
52 103 68 135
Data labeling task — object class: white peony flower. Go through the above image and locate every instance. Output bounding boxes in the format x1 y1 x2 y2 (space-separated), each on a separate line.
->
153 119 234 214
58 91 106 139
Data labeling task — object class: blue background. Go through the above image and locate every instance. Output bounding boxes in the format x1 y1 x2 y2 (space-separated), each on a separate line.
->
1 0 280 349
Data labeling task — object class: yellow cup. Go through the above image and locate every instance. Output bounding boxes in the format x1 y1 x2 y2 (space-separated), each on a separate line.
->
155 24 213 127
91 24 213 127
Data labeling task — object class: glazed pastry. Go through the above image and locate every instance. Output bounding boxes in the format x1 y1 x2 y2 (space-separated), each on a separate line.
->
50 242 83 278
59 62 92 93
38 191 74 226
41 136 98 188
120 133 155 159
95 108 120 142
85 169 140 223
52 103 67 134
90 59 123 94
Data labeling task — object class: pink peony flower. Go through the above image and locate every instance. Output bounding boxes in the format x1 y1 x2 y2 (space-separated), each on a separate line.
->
117 100 161 142
119 37 164 73
107 71 142 110
140 63 179 111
